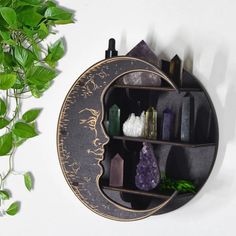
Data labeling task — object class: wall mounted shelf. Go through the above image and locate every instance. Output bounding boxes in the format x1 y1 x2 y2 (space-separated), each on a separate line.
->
57 39 218 221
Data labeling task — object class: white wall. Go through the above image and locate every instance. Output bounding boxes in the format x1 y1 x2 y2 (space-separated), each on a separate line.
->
1 0 236 235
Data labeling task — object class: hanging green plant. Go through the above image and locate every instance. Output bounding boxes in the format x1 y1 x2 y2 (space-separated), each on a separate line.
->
0 0 74 216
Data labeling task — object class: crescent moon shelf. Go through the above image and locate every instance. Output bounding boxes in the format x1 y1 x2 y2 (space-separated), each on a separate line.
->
57 40 218 221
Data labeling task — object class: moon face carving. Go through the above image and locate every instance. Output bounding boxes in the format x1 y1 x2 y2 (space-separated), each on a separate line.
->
57 57 179 221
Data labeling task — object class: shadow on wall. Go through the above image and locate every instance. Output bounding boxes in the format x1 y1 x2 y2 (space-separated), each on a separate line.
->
119 31 236 212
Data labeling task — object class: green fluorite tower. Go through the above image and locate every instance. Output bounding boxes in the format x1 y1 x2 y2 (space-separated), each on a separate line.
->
108 104 120 136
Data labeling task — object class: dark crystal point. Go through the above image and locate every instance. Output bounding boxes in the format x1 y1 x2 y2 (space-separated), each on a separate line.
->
161 60 170 75
127 40 158 66
108 104 120 136
169 55 182 86
181 93 194 142
162 108 175 141
109 153 124 187
135 142 160 191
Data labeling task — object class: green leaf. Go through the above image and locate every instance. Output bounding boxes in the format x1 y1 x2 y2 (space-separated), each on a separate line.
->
29 81 52 98
38 22 48 39
19 0 42 6
53 19 74 25
6 202 19 216
0 46 3 63
14 46 34 68
22 109 42 123
0 73 16 90
24 172 32 191
31 41 41 59
11 75 25 89
13 135 27 147
18 8 43 27
0 98 7 116
12 122 38 138
0 0 12 7
0 132 12 156
0 117 10 129
27 66 57 86
45 39 65 67
22 26 35 39
4 52 16 66
0 190 10 200
0 30 16 45
0 30 10 40
45 7 73 21
0 7 17 28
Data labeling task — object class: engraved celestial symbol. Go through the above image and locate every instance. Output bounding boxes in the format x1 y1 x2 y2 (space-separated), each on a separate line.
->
79 108 104 158
81 77 100 98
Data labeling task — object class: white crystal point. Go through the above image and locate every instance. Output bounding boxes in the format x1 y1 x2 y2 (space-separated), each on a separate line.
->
123 112 145 137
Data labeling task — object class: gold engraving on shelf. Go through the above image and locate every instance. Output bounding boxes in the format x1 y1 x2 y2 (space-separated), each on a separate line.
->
68 162 80 175
93 138 102 147
97 69 109 79
84 177 91 183
81 77 99 98
79 108 105 158
80 70 109 98
79 108 100 138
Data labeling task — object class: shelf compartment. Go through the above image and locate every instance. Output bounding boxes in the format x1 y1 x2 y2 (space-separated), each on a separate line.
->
113 84 203 92
111 135 216 148
102 186 177 200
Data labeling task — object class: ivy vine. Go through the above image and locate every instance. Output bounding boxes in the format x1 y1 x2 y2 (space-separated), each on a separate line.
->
0 0 74 216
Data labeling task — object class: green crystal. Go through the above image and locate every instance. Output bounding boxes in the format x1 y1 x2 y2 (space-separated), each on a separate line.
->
108 104 120 136
144 107 157 139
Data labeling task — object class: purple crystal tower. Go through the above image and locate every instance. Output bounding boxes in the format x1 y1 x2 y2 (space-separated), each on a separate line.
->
135 142 160 191
162 108 174 141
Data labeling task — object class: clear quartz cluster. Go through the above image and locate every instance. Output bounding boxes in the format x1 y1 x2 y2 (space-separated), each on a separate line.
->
135 142 160 191
122 112 145 137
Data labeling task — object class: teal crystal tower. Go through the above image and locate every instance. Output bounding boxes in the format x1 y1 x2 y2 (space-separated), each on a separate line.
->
108 104 120 136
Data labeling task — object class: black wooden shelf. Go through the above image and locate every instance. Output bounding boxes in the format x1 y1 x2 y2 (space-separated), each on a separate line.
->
102 186 175 199
114 84 202 92
111 136 216 148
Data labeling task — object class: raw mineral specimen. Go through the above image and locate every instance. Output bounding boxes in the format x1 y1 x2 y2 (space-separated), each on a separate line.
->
121 71 162 86
123 112 145 137
135 142 160 191
117 40 162 86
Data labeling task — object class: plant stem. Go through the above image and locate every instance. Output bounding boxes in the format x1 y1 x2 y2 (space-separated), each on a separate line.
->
2 150 15 181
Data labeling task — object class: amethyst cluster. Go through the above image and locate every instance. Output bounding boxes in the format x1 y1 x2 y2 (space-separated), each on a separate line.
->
135 142 160 191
